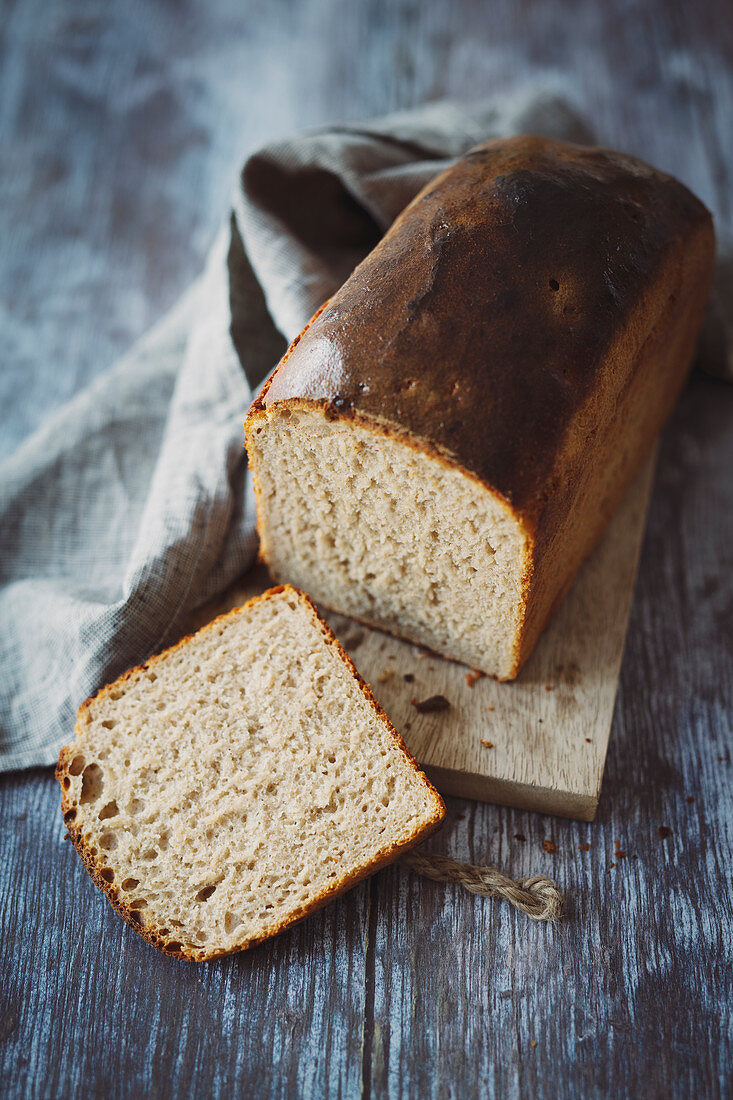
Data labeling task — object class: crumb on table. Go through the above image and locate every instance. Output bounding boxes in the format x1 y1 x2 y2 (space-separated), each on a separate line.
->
411 694 451 714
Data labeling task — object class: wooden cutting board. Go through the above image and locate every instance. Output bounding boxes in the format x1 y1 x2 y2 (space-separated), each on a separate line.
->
189 453 656 822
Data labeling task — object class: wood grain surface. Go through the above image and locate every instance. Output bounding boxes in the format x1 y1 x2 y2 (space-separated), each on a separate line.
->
1 1 732 1098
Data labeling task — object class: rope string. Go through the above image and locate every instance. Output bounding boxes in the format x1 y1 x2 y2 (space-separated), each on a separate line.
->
399 850 564 922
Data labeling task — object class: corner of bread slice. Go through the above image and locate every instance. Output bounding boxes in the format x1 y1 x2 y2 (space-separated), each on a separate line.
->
57 584 444 961
246 400 531 679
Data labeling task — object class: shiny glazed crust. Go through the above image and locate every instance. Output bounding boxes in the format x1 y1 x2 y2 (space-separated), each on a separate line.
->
245 136 715 678
56 585 446 961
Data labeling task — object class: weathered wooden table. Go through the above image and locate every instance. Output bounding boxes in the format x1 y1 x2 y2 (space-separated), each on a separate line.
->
1 1 731 1096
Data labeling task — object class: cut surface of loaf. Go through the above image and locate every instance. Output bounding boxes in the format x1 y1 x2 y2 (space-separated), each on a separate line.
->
245 136 715 679
57 586 444 960
252 411 526 676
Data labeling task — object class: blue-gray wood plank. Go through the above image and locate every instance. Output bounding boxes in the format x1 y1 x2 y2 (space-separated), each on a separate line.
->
1 0 731 1096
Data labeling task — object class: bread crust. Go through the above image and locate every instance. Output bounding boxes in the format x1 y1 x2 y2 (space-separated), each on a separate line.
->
57 585 445 961
256 136 713 521
245 135 715 678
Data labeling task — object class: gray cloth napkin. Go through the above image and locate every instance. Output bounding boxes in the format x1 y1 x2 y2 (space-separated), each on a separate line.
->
0 90 728 771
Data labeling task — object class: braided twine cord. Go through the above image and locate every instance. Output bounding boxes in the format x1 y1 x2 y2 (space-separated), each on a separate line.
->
399 850 564 922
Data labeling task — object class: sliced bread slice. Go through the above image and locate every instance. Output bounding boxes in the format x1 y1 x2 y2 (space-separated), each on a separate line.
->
57 585 445 960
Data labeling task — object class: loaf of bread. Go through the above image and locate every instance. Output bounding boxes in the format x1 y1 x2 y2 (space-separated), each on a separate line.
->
56 586 444 959
245 136 715 679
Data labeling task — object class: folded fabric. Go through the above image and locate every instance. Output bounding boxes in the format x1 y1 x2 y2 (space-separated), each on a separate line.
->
0 89 728 771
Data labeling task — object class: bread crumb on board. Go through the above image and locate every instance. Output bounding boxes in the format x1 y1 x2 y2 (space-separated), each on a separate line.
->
480 739 494 749
411 695 451 714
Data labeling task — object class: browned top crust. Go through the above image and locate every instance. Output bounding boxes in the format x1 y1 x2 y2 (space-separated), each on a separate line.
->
261 136 713 525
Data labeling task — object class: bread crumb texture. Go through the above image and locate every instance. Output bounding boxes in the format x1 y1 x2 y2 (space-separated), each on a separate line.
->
57 587 444 960
250 411 527 678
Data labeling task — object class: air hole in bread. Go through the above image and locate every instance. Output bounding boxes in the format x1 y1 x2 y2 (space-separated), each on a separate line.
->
121 878 139 892
68 755 86 776
165 942 182 954
100 868 114 884
548 278 560 291
101 720 116 730
62 777 70 790
128 799 145 816
63 808 77 825
196 885 218 903
99 800 119 820
142 849 158 861
80 763 104 803
224 912 241 935
99 833 117 851
129 898 147 910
